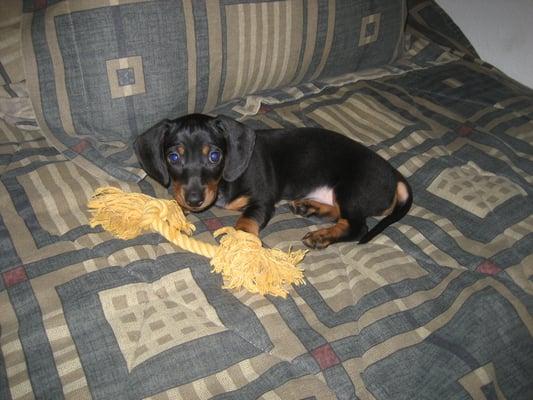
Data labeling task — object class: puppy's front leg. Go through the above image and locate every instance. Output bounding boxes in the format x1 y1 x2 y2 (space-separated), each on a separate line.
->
235 202 274 237
235 216 260 236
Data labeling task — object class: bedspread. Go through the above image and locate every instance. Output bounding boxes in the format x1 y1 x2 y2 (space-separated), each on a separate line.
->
0 1 532 399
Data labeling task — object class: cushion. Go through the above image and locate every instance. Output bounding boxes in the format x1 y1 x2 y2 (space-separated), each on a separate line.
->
0 0 24 85
0 0 39 130
22 0 406 180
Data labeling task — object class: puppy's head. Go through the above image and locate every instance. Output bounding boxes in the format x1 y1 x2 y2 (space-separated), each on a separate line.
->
134 114 255 212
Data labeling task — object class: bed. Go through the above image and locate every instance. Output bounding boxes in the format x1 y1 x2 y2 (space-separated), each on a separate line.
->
0 0 531 398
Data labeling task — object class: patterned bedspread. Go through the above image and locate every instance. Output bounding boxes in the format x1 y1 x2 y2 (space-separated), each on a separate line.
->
1 1 532 399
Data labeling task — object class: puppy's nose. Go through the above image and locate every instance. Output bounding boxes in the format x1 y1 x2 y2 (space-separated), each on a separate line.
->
185 190 204 208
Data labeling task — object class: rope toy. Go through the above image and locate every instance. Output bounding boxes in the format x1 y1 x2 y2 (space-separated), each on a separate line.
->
87 187 306 297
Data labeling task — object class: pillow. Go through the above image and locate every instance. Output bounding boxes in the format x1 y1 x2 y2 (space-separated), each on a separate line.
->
0 0 39 130
22 0 406 180
1 0 24 85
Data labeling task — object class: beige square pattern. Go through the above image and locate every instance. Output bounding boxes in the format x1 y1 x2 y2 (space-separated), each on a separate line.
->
302 243 427 313
99 269 226 371
359 13 381 46
427 161 527 218
106 55 145 99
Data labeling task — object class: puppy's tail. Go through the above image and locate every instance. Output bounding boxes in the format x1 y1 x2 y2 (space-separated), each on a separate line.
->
358 173 412 244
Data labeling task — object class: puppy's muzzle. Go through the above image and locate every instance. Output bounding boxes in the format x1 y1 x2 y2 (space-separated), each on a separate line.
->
185 189 205 208
175 182 218 212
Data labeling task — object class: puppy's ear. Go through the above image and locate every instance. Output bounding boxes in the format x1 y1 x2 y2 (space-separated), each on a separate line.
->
133 119 173 186
210 115 256 182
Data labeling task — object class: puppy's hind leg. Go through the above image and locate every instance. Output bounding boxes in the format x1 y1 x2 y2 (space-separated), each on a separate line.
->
358 178 412 244
289 199 340 221
302 212 367 249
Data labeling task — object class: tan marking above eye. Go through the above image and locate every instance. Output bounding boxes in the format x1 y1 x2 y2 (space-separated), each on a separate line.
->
177 145 185 156
202 145 210 156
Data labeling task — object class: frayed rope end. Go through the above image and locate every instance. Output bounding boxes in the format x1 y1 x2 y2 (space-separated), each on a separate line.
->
87 186 195 239
211 227 307 298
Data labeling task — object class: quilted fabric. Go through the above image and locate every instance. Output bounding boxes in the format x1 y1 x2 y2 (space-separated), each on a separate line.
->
21 0 406 180
1 1 532 399
0 0 24 85
0 0 39 131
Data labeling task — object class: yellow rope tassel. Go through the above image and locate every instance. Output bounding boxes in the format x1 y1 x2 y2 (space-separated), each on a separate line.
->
88 186 306 297
88 186 195 239
212 228 305 297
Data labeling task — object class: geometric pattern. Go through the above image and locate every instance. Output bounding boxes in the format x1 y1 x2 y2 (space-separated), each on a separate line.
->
2 1 533 399
2 265 28 288
476 259 503 275
303 243 428 311
116 67 136 86
222 1 307 103
458 363 506 399
23 0 406 181
105 56 145 99
427 161 527 218
359 13 381 46
99 269 225 371
311 343 341 370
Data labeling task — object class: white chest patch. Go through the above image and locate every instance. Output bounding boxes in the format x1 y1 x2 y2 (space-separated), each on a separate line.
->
305 186 334 206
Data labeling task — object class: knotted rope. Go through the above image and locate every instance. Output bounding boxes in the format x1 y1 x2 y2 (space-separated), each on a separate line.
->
88 187 306 297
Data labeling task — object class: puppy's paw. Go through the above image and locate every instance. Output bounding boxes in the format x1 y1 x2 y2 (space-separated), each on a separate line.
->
302 230 332 249
290 200 318 218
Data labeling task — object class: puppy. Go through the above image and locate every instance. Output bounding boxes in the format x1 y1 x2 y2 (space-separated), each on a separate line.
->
134 114 412 249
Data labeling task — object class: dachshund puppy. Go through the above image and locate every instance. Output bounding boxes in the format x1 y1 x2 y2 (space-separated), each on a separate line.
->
134 114 412 249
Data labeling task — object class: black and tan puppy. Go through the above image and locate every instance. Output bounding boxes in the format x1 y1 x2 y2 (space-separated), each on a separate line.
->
134 114 412 249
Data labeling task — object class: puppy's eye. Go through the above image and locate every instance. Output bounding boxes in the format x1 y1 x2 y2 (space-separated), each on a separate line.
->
208 150 221 164
167 152 180 164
